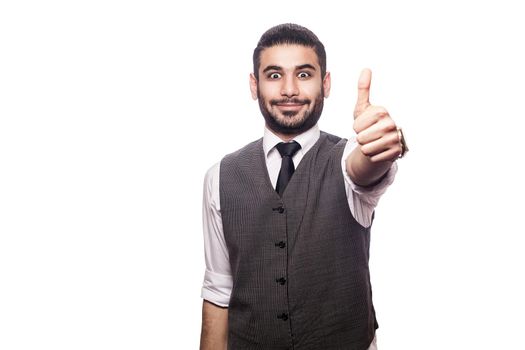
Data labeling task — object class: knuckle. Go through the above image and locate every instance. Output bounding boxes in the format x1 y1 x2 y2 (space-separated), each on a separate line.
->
389 132 399 145
383 118 396 131
374 106 389 116
397 143 403 155
360 145 372 156
389 144 402 159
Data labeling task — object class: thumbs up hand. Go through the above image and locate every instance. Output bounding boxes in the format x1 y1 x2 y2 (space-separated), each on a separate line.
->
352 69 403 162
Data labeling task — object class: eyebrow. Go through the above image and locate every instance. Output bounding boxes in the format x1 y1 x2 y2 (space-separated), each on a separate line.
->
262 64 317 73
262 65 283 73
296 64 316 71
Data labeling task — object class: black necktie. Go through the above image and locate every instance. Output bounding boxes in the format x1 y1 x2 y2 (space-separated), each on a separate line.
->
275 141 301 195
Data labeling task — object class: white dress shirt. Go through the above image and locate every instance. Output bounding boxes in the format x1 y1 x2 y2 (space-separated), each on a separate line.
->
200 124 396 350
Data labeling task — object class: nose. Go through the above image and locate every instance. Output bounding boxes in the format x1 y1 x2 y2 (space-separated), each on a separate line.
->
280 76 299 97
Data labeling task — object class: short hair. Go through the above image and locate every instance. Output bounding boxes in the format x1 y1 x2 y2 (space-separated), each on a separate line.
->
253 23 327 80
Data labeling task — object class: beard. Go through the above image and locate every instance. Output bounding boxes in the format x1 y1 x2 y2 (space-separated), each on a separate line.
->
257 88 324 135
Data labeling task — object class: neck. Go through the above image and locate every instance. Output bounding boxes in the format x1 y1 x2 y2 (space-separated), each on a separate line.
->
266 124 301 142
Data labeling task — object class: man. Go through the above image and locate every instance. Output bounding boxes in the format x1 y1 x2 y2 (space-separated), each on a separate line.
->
200 23 407 350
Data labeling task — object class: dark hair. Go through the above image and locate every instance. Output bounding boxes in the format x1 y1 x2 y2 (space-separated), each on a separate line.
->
253 23 326 80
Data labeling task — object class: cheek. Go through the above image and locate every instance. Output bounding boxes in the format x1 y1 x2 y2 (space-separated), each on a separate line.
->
301 81 323 97
260 83 277 95
258 85 278 102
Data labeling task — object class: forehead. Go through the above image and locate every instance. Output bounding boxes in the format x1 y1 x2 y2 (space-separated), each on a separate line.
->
259 44 319 70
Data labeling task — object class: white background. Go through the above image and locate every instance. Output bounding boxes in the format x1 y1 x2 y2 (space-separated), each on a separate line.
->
1 0 524 349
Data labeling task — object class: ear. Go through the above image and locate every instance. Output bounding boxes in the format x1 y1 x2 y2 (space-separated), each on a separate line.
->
323 71 331 98
249 73 258 100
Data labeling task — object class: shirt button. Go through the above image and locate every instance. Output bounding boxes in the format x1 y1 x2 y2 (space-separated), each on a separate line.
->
275 277 287 285
275 241 286 249
277 313 288 321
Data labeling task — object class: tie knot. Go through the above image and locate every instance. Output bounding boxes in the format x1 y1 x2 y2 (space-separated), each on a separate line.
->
276 141 301 158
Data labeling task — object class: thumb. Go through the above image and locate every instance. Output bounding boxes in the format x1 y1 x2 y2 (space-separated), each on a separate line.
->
354 68 372 119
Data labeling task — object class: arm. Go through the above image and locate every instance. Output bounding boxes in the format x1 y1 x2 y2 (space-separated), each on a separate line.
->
346 146 393 187
200 164 232 349
346 68 402 186
341 140 398 228
200 300 228 350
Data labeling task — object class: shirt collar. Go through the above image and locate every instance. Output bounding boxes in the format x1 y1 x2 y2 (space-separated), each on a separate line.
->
263 124 321 159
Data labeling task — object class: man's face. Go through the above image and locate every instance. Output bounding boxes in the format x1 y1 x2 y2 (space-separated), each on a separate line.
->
250 44 331 136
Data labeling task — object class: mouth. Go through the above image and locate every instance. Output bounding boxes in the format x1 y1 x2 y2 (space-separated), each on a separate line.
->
274 102 306 112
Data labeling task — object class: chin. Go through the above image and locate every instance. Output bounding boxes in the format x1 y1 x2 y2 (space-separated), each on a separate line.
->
277 117 306 129
275 108 307 122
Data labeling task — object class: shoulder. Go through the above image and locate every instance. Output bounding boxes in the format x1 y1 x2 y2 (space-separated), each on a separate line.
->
318 131 348 156
221 138 263 165
203 162 220 193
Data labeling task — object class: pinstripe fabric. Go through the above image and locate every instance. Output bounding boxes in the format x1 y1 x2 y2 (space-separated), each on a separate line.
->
220 132 377 350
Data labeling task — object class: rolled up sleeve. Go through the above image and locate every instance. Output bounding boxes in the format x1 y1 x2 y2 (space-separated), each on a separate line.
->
200 162 232 307
341 137 398 227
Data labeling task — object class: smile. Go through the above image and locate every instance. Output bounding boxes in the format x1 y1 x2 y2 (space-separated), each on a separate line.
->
275 103 306 110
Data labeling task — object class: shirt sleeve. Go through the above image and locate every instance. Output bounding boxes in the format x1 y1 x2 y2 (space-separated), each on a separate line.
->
341 136 398 228
200 162 232 307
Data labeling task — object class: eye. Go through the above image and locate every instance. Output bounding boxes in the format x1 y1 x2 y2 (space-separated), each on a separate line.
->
297 71 311 78
268 72 281 79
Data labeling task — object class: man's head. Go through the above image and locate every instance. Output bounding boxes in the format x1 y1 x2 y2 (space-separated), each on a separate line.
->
252 23 327 81
250 23 331 137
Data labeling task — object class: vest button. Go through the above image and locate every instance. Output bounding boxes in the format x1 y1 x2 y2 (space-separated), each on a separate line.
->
277 312 288 321
273 206 285 213
275 241 286 249
276 277 286 285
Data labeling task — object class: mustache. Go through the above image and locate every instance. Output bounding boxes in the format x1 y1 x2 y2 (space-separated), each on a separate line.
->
270 98 311 105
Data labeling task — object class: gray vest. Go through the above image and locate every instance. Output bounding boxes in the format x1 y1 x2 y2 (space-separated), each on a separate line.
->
220 131 377 350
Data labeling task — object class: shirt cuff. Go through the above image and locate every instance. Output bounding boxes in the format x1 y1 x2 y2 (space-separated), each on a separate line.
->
201 269 232 307
341 137 398 207
349 161 398 196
